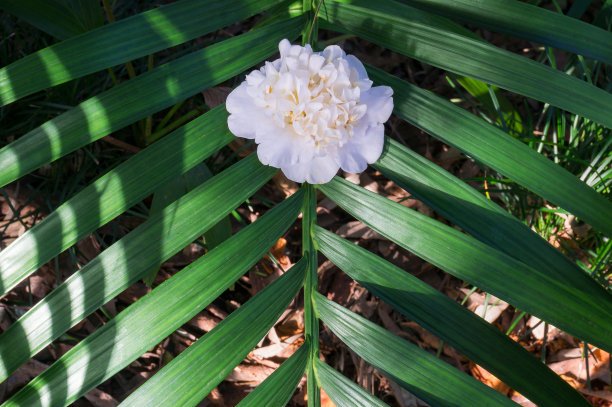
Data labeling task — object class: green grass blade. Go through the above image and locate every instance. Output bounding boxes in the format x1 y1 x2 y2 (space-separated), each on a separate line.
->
368 67 612 236
0 105 232 297
318 178 612 352
314 293 516 407
1 0 103 40
373 138 612 307
453 75 524 137
315 359 390 407
0 155 277 382
314 226 590 407
0 15 304 189
237 342 309 407
0 0 291 105
404 0 612 65
321 0 612 129
2 190 304 407
120 259 306 406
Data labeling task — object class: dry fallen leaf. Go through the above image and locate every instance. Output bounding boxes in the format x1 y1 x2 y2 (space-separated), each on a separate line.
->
470 363 512 396
321 389 337 407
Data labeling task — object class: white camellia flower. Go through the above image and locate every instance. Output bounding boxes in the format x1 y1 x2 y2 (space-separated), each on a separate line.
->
226 39 393 184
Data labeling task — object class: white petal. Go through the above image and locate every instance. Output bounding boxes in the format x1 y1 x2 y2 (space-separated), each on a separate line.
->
226 82 251 114
339 146 368 173
278 39 291 56
345 54 367 80
283 154 340 184
323 45 345 62
339 123 385 172
308 54 325 73
355 123 385 163
361 86 394 124
256 132 312 168
227 113 255 139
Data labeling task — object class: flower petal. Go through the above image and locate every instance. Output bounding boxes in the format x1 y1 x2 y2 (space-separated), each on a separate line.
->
226 82 251 114
283 154 340 184
361 86 394 124
226 39 393 184
257 132 314 168
340 123 385 172
278 38 291 56
345 54 368 80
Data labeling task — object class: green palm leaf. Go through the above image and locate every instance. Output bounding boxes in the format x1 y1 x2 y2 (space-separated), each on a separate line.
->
0 155 276 382
315 292 516 407
316 359 390 407
373 137 611 305
318 177 612 351
0 16 304 189
120 257 306 406
238 342 309 407
321 0 612 129
0 0 289 104
1 0 103 40
404 0 612 65
369 67 612 236
314 226 589 407
2 189 304 406
1 0 610 405
0 105 232 296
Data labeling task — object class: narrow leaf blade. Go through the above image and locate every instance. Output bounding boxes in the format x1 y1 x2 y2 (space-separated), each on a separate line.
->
237 343 309 407
316 359 390 407
0 15 304 188
314 226 590 407
368 67 612 236
315 293 516 407
373 137 611 307
404 0 612 65
0 155 277 381
322 0 612 129
318 178 612 351
120 259 306 406
2 189 304 406
0 0 290 104
0 105 232 296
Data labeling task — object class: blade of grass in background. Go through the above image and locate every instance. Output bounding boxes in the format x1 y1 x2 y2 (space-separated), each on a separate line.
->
0 0 290 104
315 293 517 407
0 15 304 189
120 258 306 406
2 191 304 407
319 178 612 352
368 67 612 236
321 0 612 129
0 105 232 297
237 343 309 407
452 75 524 137
314 226 590 407
0 155 277 382
403 0 612 65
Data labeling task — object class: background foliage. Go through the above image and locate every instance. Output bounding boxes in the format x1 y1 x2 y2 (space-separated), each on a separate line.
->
0 0 611 406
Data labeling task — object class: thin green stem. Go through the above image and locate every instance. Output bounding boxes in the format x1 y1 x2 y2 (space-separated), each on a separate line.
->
306 0 324 47
302 183 320 407
301 0 312 46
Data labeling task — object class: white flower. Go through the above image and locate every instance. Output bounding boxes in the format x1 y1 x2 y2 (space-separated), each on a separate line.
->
226 39 393 184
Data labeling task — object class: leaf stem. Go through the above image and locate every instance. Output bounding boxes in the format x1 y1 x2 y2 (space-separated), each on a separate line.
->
302 183 320 407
